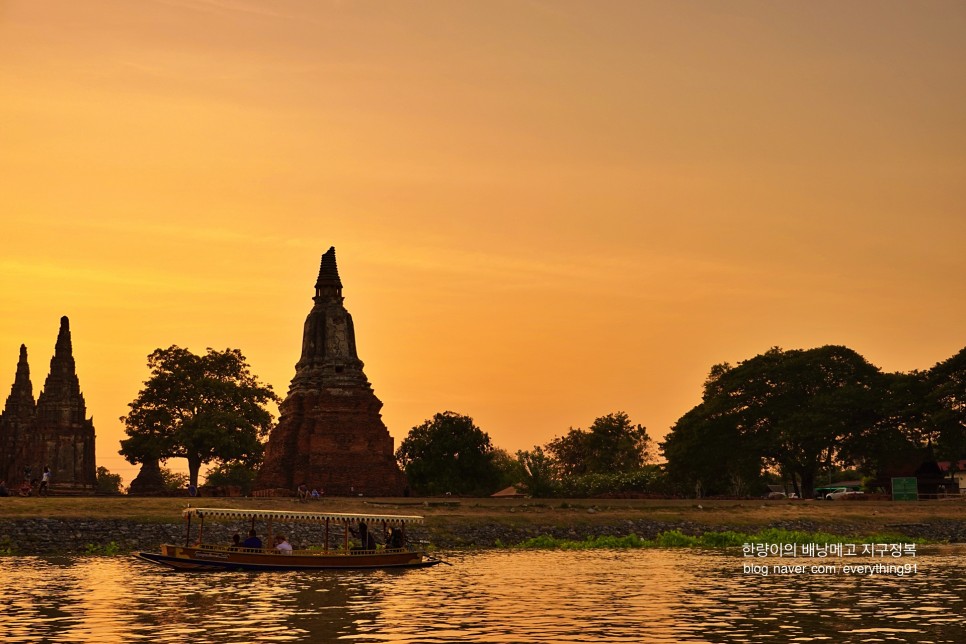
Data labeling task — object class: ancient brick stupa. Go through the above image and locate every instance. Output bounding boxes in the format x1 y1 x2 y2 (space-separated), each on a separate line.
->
0 345 36 485
0 317 97 491
254 247 407 496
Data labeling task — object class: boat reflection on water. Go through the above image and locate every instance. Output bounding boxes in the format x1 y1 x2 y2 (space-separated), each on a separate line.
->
3 549 966 642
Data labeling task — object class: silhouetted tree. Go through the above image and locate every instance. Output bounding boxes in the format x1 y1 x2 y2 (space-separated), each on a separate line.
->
395 411 499 495
661 396 764 497
159 467 189 493
516 445 558 497
546 412 650 477
95 466 123 495
662 346 883 498
490 448 525 492
119 346 279 487
839 370 925 480
927 347 966 459
545 427 590 477
204 461 258 495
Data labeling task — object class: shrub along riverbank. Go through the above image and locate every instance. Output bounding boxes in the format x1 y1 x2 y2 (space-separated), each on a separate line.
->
2 496 965 555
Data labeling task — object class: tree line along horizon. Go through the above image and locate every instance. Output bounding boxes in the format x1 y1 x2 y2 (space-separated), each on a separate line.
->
103 343 966 499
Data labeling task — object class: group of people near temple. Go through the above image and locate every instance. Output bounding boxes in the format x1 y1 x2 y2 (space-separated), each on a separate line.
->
0 465 52 497
296 483 323 501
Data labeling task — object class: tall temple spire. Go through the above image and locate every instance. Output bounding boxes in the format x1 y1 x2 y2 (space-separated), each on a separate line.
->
0 345 35 483
4 345 35 416
36 316 86 426
314 246 343 301
255 248 407 496
54 316 73 361
292 247 365 394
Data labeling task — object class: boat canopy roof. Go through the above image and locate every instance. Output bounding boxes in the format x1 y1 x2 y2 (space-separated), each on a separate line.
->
182 507 424 525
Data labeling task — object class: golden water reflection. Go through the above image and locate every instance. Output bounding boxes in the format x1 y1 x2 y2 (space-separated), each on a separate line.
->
1 550 965 642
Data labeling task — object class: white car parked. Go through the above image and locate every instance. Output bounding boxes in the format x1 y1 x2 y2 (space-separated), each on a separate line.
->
827 489 864 500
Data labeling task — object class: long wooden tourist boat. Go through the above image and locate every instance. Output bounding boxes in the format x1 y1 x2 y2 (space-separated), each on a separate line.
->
136 507 444 571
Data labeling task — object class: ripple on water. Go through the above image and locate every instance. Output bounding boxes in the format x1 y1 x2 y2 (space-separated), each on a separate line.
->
1 550 965 642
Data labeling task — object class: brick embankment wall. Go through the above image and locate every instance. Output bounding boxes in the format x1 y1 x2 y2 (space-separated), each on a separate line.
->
3 517 966 555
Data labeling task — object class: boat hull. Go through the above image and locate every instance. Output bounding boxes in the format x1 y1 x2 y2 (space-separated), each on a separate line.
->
135 545 442 571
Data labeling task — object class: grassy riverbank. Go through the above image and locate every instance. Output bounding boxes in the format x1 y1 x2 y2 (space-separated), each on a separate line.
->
4 496 966 554
2 495 964 533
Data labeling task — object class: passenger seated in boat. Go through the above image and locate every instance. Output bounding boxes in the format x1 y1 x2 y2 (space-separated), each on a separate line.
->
229 533 241 550
386 527 404 550
310 488 320 500
275 535 293 553
349 521 377 551
241 529 262 549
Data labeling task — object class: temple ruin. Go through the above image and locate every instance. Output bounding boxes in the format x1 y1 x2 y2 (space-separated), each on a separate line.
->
254 247 407 496
0 316 97 491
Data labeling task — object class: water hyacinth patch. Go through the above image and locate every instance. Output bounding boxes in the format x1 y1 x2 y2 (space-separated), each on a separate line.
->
83 541 122 556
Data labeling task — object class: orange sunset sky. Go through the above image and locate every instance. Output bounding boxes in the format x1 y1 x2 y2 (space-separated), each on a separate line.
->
2 1 964 486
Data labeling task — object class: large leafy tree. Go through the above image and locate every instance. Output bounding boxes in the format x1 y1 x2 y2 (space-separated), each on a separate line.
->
840 348 966 477
661 362 768 496
662 346 883 498
754 346 882 496
546 411 651 476
926 347 966 459
839 370 926 479
545 427 590 477
661 395 765 497
585 412 652 471
119 346 280 487
395 411 499 495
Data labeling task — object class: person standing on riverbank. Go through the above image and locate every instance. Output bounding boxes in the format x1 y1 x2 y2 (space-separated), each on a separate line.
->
39 466 51 496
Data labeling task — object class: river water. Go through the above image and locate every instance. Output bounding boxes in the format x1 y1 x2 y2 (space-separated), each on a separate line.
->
1 548 964 643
